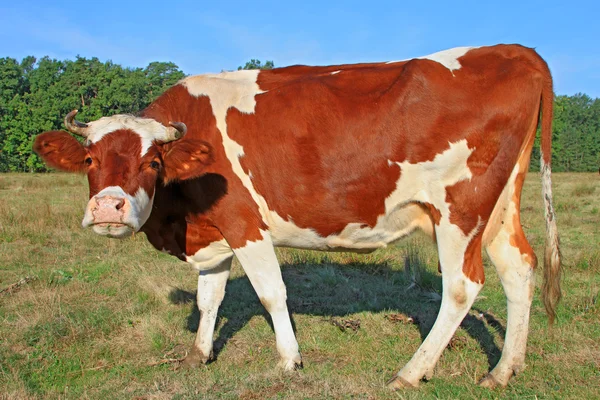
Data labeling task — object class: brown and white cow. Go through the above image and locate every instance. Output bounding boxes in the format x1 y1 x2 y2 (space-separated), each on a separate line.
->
33 44 561 388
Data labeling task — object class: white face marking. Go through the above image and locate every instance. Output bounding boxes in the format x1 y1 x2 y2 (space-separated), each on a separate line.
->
186 239 234 271
330 70 341 75
82 185 154 235
84 115 175 156
387 46 475 73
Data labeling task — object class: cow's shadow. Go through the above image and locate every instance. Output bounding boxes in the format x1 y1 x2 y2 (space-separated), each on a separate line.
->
168 256 504 370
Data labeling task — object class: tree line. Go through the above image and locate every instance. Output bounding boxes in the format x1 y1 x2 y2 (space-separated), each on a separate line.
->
0 56 597 172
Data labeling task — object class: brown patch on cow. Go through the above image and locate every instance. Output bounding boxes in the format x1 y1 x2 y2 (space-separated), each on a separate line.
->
83 129 151 197
441 46 548 237
445 115 533 237
421 202 441 225
506 169 537 270
226 100 402 236
160 139 214 183
509 210 538 269
482 93 541 248
143 87 266 249
463 234 485 284
33 131 88 173
507 133 539 270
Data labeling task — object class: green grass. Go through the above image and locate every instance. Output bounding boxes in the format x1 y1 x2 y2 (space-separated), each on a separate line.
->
0 172 599 399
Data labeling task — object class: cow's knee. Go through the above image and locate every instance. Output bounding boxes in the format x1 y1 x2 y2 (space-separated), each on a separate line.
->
257 282 288 313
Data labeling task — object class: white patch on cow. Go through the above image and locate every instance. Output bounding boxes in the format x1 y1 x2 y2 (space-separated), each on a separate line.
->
330 70 341 75
84 115 174 156
387 46 475 73
267 140 473 252
391 140 473 219
186 239 234 271
82 185 154 234
181 70 274 219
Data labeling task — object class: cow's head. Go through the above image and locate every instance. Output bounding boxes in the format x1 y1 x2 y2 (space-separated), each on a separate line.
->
33 111 213 238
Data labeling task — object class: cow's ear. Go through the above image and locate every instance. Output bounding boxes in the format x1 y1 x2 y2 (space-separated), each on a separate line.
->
160 139 213 183
33 131 88 173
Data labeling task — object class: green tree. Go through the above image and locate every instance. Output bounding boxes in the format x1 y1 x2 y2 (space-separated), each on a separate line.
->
531 93 600 173
0 57 26 170
0 56 186 172
144 61 186 102
238 59 275 70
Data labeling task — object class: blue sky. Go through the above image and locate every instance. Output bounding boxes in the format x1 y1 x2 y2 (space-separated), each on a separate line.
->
1 1 598 97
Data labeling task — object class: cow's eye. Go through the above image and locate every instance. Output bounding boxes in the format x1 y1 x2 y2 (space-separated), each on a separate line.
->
150 160 160 170
85 157 93 166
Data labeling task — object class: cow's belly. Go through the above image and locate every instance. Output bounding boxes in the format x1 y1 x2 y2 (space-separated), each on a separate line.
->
268 202 434 252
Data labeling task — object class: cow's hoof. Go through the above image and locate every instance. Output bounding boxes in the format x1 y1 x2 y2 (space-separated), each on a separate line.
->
181 347 211 369
278 356 303 371
386 375 418 390
478 373 504 389
424 367 434 380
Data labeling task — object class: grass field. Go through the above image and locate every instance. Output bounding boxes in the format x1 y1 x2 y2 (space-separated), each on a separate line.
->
0 172 598 399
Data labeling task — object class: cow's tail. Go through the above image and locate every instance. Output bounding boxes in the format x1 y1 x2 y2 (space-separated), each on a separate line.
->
539 66 561 325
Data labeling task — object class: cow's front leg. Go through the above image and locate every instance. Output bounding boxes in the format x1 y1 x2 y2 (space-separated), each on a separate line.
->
233 231 302 370
182 241 234 368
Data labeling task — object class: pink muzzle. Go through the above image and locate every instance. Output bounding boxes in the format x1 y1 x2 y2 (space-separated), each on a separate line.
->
91 195 127 226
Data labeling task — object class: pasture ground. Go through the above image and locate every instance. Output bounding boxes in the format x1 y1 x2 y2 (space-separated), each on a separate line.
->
0 172 598 399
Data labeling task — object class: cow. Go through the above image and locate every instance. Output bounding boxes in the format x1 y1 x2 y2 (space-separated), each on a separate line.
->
33 44 561 389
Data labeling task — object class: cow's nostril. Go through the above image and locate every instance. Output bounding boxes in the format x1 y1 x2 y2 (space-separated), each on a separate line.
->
115 198 125 210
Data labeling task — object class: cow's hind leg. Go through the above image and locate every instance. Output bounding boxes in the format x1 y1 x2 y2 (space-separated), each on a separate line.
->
388 222 484 388
480 194 536 387
182 257 233 367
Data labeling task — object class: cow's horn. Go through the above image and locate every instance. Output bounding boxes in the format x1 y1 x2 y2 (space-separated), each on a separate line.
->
165 121 187 141
64 110 90 137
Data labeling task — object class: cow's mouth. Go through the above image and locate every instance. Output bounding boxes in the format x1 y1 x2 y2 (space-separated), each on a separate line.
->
91 222 134 238
95 222 126 228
